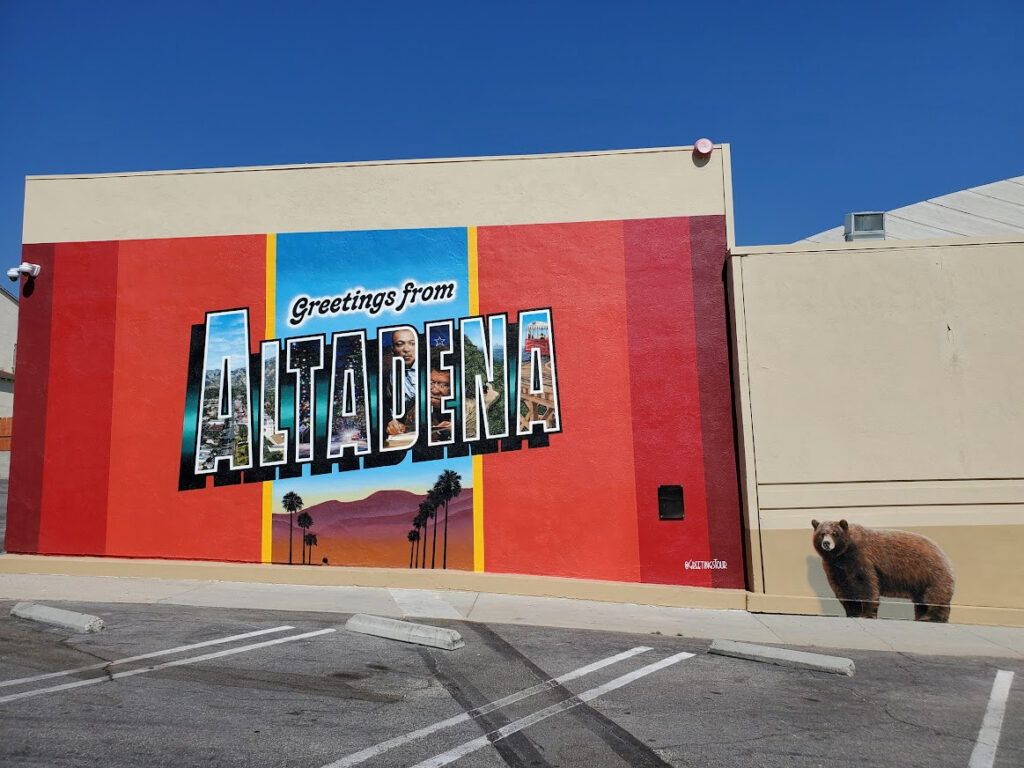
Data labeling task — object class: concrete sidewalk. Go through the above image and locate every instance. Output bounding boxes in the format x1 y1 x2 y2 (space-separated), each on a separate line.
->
3 572 1023 659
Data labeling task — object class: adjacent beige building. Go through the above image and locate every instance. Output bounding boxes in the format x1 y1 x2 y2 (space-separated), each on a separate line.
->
731 235 1024 623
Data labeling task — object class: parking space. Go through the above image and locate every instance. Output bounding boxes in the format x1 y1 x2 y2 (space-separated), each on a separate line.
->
1 600 1021 767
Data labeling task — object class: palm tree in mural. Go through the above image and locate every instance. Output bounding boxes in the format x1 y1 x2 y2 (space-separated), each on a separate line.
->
418 498 437 568
408 529 419 568
433 470 463 569
297 511 313 564
304 532 318 563
413 512 430 573
282 491 304 564
412 512 427 567
425 493 446 573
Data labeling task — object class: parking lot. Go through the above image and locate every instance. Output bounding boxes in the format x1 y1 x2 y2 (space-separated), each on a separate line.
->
0 600 1020 767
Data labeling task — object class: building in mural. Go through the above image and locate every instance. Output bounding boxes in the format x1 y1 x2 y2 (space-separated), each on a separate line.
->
7 148 1024 625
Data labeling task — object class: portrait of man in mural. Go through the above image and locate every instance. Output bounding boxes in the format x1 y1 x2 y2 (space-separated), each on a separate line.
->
428 350 453 443
383 327 418 444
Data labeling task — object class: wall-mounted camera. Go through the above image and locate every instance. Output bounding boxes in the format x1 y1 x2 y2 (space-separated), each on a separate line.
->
7 262 41 282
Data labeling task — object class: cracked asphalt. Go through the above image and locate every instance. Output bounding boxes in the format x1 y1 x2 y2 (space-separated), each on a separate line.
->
1 600 1021 767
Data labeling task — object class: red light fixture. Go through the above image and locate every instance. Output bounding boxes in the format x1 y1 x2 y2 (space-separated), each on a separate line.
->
693 138 713 158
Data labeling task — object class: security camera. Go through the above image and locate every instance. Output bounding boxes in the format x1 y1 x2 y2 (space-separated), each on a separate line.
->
7 262 41 281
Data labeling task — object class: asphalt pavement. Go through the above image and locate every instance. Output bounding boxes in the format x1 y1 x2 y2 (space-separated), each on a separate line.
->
2 537 1023 765
1 600 1021 767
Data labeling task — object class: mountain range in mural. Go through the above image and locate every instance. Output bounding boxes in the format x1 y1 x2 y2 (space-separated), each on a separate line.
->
271 489 474 569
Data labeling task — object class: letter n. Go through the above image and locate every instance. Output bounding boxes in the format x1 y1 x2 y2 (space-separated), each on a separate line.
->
460 314 509 441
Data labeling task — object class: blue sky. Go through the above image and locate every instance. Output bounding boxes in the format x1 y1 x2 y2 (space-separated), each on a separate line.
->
1 0 1022 268
204 311 250 372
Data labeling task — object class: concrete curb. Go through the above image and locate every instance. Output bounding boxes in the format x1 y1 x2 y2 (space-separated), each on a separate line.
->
708 639 855 676
345 613 464 650
11 601 105 634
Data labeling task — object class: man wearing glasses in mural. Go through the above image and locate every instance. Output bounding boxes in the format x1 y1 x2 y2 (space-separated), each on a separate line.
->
383 328 418 444
428 350 454 442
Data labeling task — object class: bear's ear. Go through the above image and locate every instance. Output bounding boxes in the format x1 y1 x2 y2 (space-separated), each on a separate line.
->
839 519 848 530
811 519 820 530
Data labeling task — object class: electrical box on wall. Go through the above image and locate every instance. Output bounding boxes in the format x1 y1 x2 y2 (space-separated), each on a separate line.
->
658 485 684 520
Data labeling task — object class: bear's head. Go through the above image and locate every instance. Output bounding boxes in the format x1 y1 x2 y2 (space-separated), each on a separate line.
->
811 519 850 557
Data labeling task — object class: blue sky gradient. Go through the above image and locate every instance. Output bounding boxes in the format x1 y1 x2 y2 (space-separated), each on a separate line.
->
204 311 250 372
1 1 1021 264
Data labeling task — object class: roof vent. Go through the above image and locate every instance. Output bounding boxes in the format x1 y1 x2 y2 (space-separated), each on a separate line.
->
844 212 886 241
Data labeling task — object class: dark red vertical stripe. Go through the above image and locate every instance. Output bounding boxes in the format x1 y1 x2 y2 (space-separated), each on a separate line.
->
36 241 119 555
624 218 712 586
5 244 55 553
690 215 745 588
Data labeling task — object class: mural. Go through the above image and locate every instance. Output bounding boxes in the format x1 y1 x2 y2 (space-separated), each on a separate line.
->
7 217 745 589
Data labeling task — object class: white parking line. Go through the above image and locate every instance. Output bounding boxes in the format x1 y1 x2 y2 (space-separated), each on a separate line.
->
0 625 295 688
969 669 1015 768
0 628 335 704
410 651 695 768
323 645 653 768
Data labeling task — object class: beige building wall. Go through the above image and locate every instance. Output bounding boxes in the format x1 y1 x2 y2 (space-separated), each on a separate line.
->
730 237 1024 620
23 146 732 243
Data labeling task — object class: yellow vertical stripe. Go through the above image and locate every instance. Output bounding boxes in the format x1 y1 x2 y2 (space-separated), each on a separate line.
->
468 227 479 315
261 233 277 563
261 482 273 563
265 233 276 339
468 228 484 571
473 454 484 571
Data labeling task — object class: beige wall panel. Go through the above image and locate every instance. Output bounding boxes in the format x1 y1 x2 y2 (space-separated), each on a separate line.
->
759 479 1024 510
738 241 1024 483
23 147 729 244
727 258 764 592
762 524 1024 611
760 505 1024 530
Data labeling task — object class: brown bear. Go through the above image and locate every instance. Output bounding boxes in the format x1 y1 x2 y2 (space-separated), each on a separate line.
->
811 519 955 622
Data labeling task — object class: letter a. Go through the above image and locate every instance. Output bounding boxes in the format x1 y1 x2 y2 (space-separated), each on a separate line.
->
516 309 561 435
328 331 372 457
195 309 254 474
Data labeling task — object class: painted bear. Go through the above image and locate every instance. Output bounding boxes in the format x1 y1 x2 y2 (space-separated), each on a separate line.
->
811 519 955 622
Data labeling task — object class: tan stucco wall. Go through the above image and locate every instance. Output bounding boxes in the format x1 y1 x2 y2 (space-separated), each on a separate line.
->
23 146 732 244
731 237 1024 613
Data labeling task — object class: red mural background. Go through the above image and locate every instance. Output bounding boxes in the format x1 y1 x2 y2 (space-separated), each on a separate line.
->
6 217 744 588
477 217 742 587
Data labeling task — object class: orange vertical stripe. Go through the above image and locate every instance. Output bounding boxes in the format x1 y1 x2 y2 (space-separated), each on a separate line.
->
105 236 265 560
477 222 641 582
